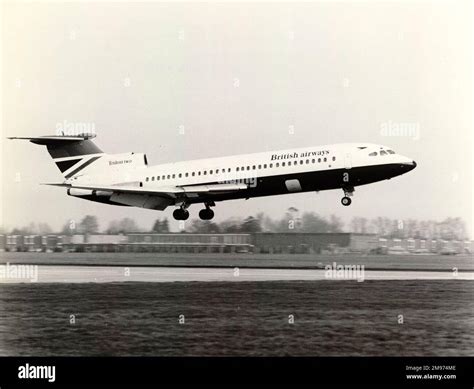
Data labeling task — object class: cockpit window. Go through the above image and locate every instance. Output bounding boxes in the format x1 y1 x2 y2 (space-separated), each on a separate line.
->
380 150 388 156
387 150 395 154
369 152 377 156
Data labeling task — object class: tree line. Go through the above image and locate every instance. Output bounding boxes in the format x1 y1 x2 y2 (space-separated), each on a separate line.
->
5 210 469 240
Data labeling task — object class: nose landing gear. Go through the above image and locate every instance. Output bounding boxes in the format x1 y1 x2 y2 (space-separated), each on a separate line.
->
341 196 352 206
341 187 354 206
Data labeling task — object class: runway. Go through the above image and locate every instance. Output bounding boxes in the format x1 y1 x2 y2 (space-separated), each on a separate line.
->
0 265 473 283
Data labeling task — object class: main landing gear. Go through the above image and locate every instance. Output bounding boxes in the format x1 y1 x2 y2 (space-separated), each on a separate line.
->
172 202 216 221
173 205 189 220
199 202 215 220
341 187 354 207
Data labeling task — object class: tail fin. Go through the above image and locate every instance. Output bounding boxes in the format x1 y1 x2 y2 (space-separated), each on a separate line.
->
8 134 105 179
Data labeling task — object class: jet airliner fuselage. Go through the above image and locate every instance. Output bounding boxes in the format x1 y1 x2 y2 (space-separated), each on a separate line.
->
9 135 417 220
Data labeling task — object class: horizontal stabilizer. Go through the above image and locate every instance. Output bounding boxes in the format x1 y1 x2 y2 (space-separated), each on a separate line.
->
8 134 97 145
9 134 103 172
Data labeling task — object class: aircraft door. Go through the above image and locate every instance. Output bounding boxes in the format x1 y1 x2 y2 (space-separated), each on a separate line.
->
285 179 302 192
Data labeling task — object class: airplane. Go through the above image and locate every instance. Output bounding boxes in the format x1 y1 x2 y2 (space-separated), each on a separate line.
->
8 133 417 220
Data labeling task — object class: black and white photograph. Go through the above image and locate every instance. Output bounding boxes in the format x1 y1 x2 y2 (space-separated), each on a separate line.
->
0 0 473 387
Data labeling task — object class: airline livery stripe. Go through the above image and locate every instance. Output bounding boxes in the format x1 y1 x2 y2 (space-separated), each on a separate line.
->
65 156 102 178
53 153 104 162
56 158 83 173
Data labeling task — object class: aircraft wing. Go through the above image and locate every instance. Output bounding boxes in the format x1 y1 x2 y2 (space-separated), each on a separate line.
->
44 182 248 209
44 182 247 196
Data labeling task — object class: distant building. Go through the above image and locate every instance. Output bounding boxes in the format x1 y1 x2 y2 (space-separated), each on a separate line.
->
24 235 43 252
252 233 377 254
127 233 252 253
1 232 472 255
0 235 5 252
62 234 128 252
42 235 63 252
375 237 472 254
6 235 25 252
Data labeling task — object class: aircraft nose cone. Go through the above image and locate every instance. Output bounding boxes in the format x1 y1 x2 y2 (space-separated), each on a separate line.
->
399 159 417 172
405 160 417 172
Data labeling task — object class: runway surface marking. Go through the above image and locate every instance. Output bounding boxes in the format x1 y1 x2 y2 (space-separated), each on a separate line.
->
0 266 473 283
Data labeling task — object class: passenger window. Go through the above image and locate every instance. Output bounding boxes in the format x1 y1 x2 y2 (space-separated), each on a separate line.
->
198 172 201 176
167 175 171 179
247 166 250 171
282 162 286 167
192 172 195 176
264 164 267 168
152 177 155 181
172 174 175 178
162 175 165 180
258 165 262 169
269 163 273 168
178 174 181 178
157 176 160 181
288 161 292 166
146 177 149 182
332 156 336 161
252 165 256 170
276 162 279 167
306 159 309 164
216 169 219 174
185 173 189 177
204 171 207 175
318 158 321 163
236 167 240 172
228 168 231 172
312 159 315 163
369 152 378 156
323 157 327 162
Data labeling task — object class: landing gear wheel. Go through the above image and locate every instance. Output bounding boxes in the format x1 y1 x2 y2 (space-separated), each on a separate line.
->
341 196 352 206
173 209 180 220
173 209 189 220
199 208 215 220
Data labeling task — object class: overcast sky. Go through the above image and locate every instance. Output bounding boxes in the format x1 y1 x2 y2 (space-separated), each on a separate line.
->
1 1 472 237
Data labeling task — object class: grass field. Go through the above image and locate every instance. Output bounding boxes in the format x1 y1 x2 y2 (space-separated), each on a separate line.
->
1 280 472 356
1 252 472 271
